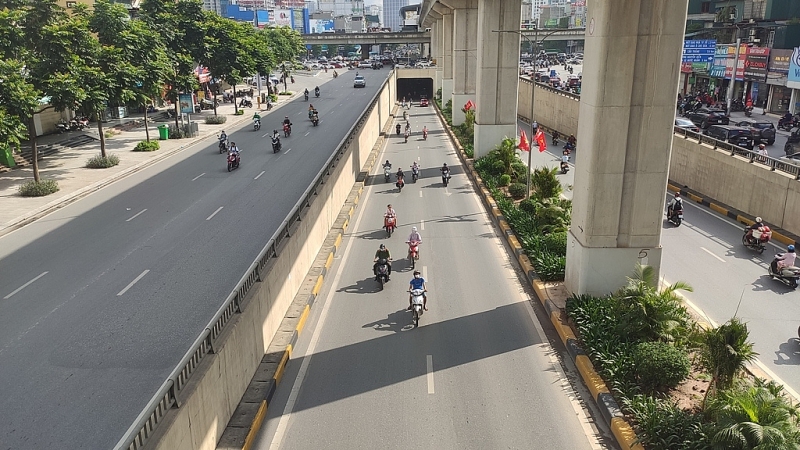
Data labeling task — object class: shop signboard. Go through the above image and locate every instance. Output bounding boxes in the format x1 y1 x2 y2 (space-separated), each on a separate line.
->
786 47 800 89
767 48 791 85
709 44 730 78
743 47 769 81
724 44 747 81
272 9 291 27
682 39 716 64
310 19 334 33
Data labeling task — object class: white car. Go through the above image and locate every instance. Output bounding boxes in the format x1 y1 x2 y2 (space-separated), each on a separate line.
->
358 61 372 69
353 75 366 88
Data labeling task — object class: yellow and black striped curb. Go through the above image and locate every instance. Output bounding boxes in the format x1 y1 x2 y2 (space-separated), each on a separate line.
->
433 102 645 450
220 108 398 450
666 182 797 246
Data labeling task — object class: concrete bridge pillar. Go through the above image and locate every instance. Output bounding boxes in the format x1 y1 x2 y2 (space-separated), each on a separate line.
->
440 10 454 106
430 21 443 93
450 1 478 125
473 0 521 158
565 0 689 296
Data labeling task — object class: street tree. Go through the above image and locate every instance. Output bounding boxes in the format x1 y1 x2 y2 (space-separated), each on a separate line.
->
7 0 93 183
203 14 256 115
128 20 171 142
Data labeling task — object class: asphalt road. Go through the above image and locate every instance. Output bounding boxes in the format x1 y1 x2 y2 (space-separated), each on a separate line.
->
521 120 800 401
0 70 387 449
252 107 607 450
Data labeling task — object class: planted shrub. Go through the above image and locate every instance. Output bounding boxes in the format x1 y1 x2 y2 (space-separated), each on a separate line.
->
519 198 538 215
632 341 690 393
86 154 120 168
234 110 244 115
532 251 566 282
530 166 562 200
19 179 59 197
498 174 511 187
205 115 227 124
508 182 527 199
269 94 278 102
624 395 711 450
133 140 159 152
463 143 474 158
511 161 528 181
279 91 292 95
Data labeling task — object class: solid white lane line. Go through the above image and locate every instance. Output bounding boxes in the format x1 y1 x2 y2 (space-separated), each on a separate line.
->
268 179 370 450
422 265 427 280
117 270 149 297
285 148 292 154
192 173 205 181
426 355 435 394
304 132 310 136
125 209 147 222
206 206 224 221
419 191 423 198
3 271 48 300
420 220 425 230
255 170 265 180
700 247 726 262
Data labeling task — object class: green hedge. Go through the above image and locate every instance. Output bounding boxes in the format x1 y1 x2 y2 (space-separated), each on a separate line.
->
133 140 159 152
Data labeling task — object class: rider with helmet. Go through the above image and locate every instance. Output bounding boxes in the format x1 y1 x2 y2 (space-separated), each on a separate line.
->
667 192 683 219
407 270 428 311
373 244 392 279
772 245 797 273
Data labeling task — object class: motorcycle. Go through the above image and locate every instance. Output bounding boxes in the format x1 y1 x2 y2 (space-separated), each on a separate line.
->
422 129 428 140
304 92 309 101
253 118 261 131
384 215 396 236
744 105 753 117
742 226 771 253
404 132 409 143
778 116 796 131
283 123 292 138
768 254 800 289
333 71 338 78
564 142 576 152
227 152 240 172
315 90 320 98
552 133 560 146
667 204 684 227
560 161 569 174
55 120 70 134
396 124 402 136
311 115 319 126
240 98 252 108
409 289 425 327
407 240 420 269
396 176 405 192
375 258 390 289
442 170 451 187
218 138 228 154
76 116 90 130
384 165 391 183
411 166 419 182
272 138 281 154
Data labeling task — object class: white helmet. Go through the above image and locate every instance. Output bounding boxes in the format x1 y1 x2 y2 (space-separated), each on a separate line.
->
756 217 762 223
412 226 417 232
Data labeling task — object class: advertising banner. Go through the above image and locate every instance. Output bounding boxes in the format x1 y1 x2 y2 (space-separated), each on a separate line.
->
310 19 334 33
179 94 194 114
724 44 747 81
682 39 716 64
787 47 800 89
272 9 291 27
743 47 769 81
767 49 791 85
709 44 730 78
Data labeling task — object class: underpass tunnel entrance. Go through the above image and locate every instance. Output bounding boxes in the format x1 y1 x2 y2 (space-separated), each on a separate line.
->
397 78 433 102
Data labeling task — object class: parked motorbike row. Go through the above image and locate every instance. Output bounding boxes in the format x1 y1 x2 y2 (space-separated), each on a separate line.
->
55 117 90 133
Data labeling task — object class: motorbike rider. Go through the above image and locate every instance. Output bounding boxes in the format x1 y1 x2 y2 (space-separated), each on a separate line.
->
271 131 281 148
228 142 240 163
667 192 683 219
780 111 794 127
552 130 560 145
304 88 309 100
561 149 570 171
411 161 420 177
383 160 392 171
252 111 261 124
283 116 292 131
407 226 422 258
396 167 405 184
440 163 450 179
396 123 402 135
772 245 797 273
422 125 428 138
314 86 320 96
385 203 396 220
218 130 228 147
407 270 428 311
373 244 392 279
311 109 319 123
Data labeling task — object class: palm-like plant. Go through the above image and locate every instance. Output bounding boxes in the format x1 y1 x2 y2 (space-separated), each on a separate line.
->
705 381 800 450
699 318 758 402
614 264 693 344
494 137 519 176
530 166 562 201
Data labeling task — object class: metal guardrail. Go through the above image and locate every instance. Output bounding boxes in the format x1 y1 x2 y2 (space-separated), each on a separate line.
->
673 127 800 180
114 74 391 450
519 76 580 101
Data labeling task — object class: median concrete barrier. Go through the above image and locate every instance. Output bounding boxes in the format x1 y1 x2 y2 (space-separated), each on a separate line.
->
138 71 397 450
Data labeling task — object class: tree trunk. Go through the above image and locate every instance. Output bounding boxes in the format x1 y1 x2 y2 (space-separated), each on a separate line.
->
213 94 218 116
143 103 150 142
173 101 179 130
96 111 107 158
28 117 40 183
233 85 238 115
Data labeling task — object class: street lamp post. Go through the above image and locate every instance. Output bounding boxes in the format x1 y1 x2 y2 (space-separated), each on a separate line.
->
493 27 565 198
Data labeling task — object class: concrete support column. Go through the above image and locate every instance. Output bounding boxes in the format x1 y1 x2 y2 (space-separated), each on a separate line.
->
441 12 454 105
451 3 478 125
565 0 689 296
430 21 443 94
474 0 522 158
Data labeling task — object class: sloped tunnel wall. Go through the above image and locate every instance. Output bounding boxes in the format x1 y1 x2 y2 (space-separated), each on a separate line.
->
396 78 433 103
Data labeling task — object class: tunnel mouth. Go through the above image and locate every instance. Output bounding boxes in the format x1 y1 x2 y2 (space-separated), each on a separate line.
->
397 78 434 102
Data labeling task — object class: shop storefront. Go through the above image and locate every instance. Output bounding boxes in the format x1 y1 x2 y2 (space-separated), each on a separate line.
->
767 49 792 114
743 46 770 109
787 47 800 112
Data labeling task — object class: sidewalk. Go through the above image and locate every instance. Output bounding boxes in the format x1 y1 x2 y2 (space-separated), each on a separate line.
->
0 73 332 237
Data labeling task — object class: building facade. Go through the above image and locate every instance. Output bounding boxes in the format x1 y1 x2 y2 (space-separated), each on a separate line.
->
382 0 408 31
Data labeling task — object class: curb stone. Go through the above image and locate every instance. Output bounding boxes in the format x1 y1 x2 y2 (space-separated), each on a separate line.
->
0 90 306 239
432 101 644 450
217 107 397 450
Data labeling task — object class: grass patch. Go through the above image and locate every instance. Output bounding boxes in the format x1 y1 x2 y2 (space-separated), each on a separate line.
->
19 179 59 197
86 154 120 168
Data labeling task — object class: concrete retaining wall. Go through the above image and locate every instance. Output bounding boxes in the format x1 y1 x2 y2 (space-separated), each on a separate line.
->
669 136 800 234
148 70 397 450
518 78 579 135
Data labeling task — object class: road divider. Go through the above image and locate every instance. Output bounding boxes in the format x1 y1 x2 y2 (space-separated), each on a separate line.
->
433 100 645 450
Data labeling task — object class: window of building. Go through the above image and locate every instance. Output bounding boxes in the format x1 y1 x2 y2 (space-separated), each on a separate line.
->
701 2 710 13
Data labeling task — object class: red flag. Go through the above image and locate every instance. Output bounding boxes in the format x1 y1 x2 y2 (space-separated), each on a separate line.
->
535 129 547 152
464 100 475 111
518 129 530 152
